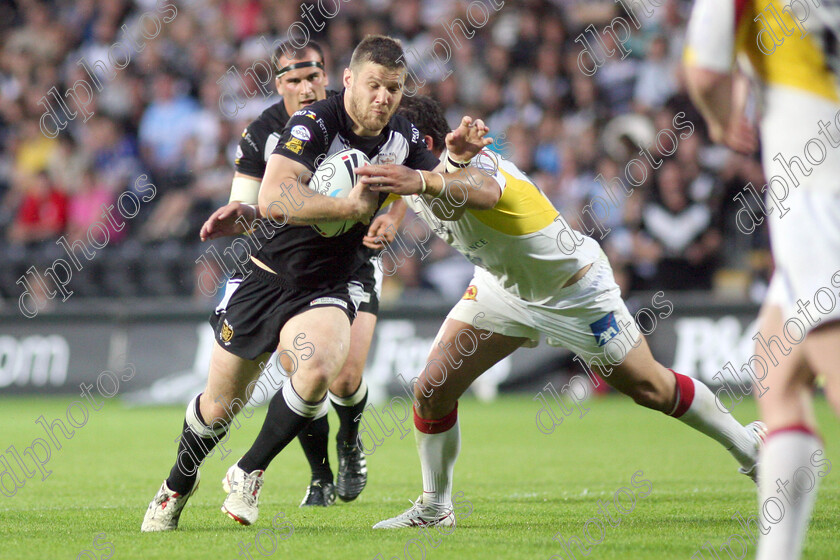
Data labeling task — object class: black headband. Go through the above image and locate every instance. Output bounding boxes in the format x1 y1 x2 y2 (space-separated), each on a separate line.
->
276 60 325 77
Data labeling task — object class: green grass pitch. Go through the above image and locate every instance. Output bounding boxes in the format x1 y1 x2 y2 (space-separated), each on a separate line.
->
1 394 838 560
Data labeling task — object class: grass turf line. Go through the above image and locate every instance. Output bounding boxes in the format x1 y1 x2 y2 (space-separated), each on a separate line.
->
0 395 838 560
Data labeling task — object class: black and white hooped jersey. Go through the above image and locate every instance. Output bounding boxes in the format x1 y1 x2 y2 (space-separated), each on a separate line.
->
251 90 439 289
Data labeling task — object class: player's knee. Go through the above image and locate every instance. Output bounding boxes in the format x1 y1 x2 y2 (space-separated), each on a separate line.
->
296 357 339 391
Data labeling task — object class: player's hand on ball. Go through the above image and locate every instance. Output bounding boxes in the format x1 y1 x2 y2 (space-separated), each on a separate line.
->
347 181 378 224
200 202 259 241
356 164 423 195
446 116 492 162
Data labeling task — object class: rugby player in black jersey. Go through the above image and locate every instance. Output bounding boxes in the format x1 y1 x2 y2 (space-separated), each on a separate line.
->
142 35 449 530
198 41 407 510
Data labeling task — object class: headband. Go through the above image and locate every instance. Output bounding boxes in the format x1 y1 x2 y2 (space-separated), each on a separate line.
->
276 60 325 77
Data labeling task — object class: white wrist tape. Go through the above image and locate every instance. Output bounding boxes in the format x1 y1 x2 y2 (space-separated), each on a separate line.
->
229 176 261 204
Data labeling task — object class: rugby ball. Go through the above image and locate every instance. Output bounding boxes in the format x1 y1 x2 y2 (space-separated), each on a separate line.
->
308 148 371 237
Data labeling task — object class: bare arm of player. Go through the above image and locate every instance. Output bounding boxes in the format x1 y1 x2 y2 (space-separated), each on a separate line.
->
684 68 757 154
356 165 501 211
363 197 407 249
259 153 379 225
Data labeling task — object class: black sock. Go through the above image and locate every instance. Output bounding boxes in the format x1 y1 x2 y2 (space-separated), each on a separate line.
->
332 383 368 447
166 399 226 495
297 414 333 482
239 386 314 473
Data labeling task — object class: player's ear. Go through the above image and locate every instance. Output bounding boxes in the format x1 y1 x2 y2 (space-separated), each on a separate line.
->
343 68 352 88
424 135 434 151
275 76 283 95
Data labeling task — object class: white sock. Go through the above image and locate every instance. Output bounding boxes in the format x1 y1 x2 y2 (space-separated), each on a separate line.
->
756 428 823 560
414 405 460 508
670 371 758 468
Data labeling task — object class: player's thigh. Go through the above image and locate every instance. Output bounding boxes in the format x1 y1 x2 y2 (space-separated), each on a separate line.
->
280 305 352 397
201 341 271 422
803 321 840 415
414 319 526 417
754 303 817 430
331 310 377 396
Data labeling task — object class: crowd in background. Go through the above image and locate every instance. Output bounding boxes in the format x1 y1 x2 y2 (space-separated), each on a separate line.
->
0 0 773 308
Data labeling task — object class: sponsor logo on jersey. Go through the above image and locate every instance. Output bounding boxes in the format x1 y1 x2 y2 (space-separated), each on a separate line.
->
309 297 348 309
221 319 234 344
284 138 305 154
235 145 243 164
462 285 478 300
291 125 311 141
293 109 317 119
590 312 620 347
241 128 258 151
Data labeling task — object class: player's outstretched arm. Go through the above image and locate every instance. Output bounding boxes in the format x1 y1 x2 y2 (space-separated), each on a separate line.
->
259 153 378 225
357 165 501 211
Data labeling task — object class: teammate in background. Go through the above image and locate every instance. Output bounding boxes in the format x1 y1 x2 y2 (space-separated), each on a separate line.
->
684 3 840 559
140 37 412 532
200 41 407 509
359 96 766 528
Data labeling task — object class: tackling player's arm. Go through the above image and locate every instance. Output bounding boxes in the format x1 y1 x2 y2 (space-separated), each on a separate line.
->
258 153 377 225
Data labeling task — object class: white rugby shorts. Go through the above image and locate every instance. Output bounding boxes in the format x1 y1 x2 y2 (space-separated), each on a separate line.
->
766 188 840 331
447 255 641 365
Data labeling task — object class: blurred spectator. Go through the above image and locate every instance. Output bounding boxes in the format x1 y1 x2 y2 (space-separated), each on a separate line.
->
8 171 68 245
633 34 678 113
638 161 722 290
138 72 199 177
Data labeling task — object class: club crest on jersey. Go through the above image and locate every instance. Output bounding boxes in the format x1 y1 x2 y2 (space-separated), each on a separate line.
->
590 312 620 347
220 319 234 344
376 152 396 164
462 285 478 300
285 138 305 154
290 125 311 141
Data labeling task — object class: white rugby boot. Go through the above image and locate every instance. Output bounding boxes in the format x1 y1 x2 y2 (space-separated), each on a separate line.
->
141 472 200 532
373 495 455 529
221 463 264 525
738 421 768 483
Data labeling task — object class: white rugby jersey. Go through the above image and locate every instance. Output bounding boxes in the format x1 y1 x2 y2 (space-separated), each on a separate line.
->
406 151 602 302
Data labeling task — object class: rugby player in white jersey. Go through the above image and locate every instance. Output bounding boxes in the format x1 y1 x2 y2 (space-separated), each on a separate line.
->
684 2 840 558
356 96 767 529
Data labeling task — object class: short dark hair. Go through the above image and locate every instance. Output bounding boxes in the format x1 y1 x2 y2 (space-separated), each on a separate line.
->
272 41 325 75
349 35 405 72
398 95 449 152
